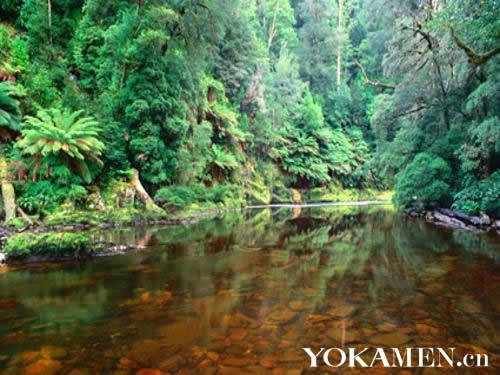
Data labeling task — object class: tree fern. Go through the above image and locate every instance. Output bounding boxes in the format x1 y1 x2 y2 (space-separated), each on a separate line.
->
16 108 105 183
0 82 22 138
211 144 237 170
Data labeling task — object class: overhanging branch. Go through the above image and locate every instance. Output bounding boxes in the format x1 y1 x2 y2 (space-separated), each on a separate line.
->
355 61 395 89
450 27 500 66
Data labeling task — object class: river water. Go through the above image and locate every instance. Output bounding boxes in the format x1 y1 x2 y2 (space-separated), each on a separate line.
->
0 205 498 374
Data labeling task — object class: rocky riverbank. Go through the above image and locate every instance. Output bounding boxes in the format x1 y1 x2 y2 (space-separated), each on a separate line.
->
411 208 500 233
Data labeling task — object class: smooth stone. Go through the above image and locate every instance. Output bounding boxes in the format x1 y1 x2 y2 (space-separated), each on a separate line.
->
243 366 265 374
206 352 219 362
229 328 248 341
269 310 298 323
159 354 186 372
25 359 62 375
207 340 225 352
282 330 300 342
326 327 358 344
368 332 412 346
288 300 312 311
278 353 303 363
67 370 91 375
309 314 330 323
21 351 40 363
128 340 166 365
218 367 248 375
157 318 203 345
136 369 166 375
271 368 287 375
458 297 482 314
220 358 255 367
228 312 253 328
330 305 357 318
225 345 246 356
415 323 439 335
40 346 68 360
119 357 139 369
199 367 217 375
376 322 398 332
259 356 276 369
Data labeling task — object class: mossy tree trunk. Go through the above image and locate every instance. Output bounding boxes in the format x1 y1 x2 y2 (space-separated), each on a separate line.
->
0 155 16 222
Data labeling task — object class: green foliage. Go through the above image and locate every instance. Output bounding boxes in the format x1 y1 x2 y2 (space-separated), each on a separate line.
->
211 144 238 171
16 107 105 183
276 89 373 188
369 0 499 207
394 153 453 209
0 82 22 134
4 232 92 260
17 179 87 213
3 0 497 221
154 184 231 208
453 171 500 217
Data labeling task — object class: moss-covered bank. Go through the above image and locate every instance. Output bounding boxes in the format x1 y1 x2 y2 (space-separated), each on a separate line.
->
3 232 92 263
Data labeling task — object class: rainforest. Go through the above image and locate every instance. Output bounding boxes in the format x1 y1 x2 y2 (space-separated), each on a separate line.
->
0 0 498 229
0 1 499 374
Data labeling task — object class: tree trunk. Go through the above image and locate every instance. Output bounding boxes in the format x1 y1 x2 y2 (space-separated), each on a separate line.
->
130 169 164 214
240 64 265 119
336 0 343 91
47 0 52 45
0 156 16 223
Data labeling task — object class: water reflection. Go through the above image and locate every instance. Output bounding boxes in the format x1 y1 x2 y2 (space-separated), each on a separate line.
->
0 206 498 374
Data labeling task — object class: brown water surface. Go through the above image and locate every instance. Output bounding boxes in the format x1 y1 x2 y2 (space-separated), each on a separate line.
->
0 206 499 374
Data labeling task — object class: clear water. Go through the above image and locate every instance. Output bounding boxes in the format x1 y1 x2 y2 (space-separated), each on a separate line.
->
0 205 498 374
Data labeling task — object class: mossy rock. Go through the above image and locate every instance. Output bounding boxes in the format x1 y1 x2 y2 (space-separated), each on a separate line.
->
3 232 92 261
102 180 135 208
86 192 106 211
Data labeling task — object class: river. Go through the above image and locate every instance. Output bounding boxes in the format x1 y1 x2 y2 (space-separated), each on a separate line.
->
0 205 498 374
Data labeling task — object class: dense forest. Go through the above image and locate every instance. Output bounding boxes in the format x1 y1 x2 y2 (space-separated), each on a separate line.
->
0 0 498 225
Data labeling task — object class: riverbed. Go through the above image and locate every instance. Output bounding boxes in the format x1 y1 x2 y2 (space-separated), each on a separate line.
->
0 205 498 374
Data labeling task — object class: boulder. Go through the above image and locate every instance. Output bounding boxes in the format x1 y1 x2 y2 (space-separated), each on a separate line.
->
87 192 106 211
432 211 467 229
453 210 490 226
106 180 135 208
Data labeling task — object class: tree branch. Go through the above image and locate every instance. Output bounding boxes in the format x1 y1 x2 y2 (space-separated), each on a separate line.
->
267 1 281 50
450 27 500 66
390 106 426 120
355 61 395 89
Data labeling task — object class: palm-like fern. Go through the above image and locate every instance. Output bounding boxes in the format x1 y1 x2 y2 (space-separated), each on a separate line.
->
211 144 237 170
16 108 105 183
0 82 21 139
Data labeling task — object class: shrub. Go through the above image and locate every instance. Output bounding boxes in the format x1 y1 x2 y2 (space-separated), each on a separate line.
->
393 152 453 209
452 171 500 217
154 184 230 208
3 232 92 260
17 179 87 213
